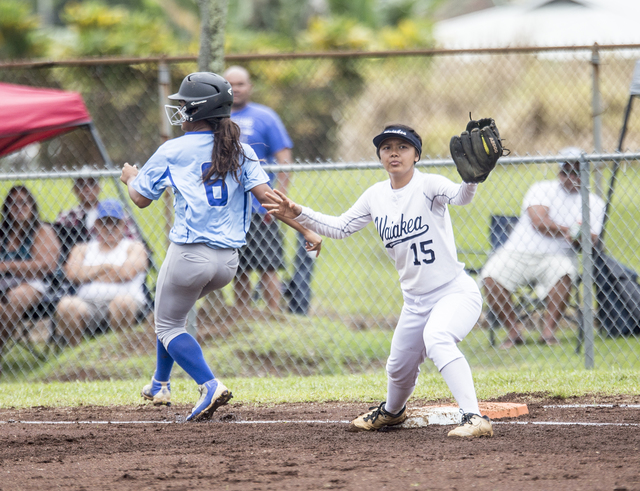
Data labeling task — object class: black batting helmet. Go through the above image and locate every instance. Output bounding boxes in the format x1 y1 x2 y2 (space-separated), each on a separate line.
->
168 72 233 122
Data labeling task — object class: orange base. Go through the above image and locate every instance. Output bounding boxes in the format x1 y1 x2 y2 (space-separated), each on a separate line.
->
478 402 529 419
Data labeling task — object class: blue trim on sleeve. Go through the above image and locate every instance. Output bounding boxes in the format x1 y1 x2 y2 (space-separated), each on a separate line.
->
243 190 249 233
152 166 174 191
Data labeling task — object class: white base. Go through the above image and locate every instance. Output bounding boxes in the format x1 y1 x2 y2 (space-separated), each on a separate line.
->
401 407 462 428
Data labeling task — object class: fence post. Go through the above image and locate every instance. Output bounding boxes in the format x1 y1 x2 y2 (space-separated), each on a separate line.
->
591 44 604 198
158 60 172 142
579 153 595 369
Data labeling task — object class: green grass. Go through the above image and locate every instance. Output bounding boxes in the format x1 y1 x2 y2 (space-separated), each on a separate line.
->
461 319 640 371
1 369 638 409
4 309 640 385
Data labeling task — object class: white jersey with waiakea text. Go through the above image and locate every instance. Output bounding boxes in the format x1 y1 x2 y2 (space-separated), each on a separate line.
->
295 170 477 295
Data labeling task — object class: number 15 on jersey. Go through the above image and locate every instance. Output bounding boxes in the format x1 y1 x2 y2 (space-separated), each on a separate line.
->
410 240 435 266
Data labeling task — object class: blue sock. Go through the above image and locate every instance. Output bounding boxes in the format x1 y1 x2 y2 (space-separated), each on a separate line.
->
166 333 215 385
153 338 174 382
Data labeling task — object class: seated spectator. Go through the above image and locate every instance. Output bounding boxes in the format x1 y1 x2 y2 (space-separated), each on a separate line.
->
55 172 140 264
0 185 60 356
56 199 148 347
481 148 606 348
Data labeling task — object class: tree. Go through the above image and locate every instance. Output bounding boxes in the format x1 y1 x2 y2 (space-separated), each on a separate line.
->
197 0 228 73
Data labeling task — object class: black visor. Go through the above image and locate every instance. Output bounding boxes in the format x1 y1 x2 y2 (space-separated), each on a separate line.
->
373 126 422 160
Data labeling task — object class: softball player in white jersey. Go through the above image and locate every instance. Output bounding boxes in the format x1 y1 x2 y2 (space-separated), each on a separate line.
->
264 124 493 437
120 72 322 422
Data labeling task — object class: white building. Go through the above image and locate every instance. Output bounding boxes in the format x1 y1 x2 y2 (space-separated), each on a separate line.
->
434 0 640 49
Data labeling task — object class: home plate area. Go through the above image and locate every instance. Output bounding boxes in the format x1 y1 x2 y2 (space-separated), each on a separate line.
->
402 402 528 427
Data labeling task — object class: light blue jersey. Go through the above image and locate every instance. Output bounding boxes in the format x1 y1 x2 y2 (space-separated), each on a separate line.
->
132 131 269 249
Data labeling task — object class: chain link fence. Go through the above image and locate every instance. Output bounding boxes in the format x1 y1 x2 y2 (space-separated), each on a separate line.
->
1 46 640 382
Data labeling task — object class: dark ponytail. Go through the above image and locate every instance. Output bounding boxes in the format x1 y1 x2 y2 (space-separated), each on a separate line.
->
202 118 254 184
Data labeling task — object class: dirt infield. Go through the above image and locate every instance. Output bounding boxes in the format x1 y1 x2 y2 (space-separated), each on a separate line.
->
1 394 639 490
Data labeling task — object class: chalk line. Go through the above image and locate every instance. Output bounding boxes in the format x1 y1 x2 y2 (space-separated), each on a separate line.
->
542 404 640 409
0 419 348 425
1 419 637 427
494 421 640 427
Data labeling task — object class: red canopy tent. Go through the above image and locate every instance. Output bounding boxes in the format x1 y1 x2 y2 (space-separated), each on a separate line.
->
0 82 93 158
0 81 151 255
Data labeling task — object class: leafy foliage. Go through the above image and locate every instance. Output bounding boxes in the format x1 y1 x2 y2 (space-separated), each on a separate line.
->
60 1 181 57
11 0 439 60
0 0 45 60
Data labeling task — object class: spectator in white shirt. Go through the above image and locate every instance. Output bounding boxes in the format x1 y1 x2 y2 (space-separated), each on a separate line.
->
481 148 606 348
56 199 148 347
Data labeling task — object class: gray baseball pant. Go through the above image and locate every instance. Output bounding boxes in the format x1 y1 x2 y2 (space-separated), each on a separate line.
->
154 242 238 348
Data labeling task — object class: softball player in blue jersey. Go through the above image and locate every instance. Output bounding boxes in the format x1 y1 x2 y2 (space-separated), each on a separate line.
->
120 72 322 422
264 124 493 438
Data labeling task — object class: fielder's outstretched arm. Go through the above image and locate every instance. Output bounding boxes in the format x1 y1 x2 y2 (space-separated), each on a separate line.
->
263 189 372 240
252 184 322 257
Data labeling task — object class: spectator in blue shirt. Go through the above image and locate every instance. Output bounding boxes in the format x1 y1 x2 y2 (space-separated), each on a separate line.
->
224 65 315 314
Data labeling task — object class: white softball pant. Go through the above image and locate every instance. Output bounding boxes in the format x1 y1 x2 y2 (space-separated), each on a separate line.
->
154 242 238 348
386 272 482 396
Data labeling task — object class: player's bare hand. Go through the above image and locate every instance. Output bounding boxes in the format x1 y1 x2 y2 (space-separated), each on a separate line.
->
303 230 323 257
120 163 138 185
263 189 302 219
